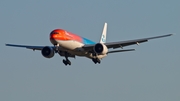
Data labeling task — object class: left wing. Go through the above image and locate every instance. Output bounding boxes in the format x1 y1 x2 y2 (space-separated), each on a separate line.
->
5 44 49 50
83 34 173 50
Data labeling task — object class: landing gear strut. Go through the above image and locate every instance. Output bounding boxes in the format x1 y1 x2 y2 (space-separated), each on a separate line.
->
54 44 59 53
92 58 101 64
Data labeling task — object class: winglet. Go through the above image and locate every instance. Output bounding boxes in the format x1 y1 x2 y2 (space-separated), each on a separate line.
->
100 22 107 43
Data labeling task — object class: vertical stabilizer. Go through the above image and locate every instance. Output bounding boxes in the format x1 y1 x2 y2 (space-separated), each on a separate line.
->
100 22 107 43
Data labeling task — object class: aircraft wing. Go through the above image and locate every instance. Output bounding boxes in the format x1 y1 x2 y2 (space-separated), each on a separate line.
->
107 49 135 54
5 44 48 50
83 34 173 50
6 44 76 58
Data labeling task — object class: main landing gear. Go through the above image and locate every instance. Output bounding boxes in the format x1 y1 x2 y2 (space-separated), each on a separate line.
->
63 58 71 66
92 52 101 64
54 44 71 66
63 52 71 66
92 58 101 64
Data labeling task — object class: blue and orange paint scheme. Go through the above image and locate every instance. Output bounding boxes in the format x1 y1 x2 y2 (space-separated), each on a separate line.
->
50 29 95 45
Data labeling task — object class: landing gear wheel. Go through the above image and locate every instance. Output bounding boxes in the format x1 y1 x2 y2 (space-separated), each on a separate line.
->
97 59 101 64
62 59 71 66
62 51 72 66
92 58 101 64
92 58 96 64
63 59 68 66
67 60 71 65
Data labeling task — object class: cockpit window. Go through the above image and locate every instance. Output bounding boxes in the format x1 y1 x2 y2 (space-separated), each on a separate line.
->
52 32 58 34
50 31 59 35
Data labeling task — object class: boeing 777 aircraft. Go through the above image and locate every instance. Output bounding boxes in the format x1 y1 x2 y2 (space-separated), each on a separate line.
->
6 23 173 65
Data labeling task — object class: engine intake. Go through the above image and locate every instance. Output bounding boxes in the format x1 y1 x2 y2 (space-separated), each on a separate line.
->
93 43 108 55
41 46 55 58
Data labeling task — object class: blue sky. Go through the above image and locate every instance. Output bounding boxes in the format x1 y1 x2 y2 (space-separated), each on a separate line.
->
0 0 179 101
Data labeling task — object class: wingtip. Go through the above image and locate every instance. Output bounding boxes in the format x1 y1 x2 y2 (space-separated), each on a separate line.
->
5 43 11 46
130 49 136 51
170 33 175 36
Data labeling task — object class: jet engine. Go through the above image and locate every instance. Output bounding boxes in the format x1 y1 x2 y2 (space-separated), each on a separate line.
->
41 46 55 58
93 43 108 55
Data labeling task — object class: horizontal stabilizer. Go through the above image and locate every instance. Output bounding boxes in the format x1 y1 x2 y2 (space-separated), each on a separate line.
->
108 49 135 54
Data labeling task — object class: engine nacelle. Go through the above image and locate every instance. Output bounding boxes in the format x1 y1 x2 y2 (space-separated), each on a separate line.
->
93 43 108 55
41 46 55 58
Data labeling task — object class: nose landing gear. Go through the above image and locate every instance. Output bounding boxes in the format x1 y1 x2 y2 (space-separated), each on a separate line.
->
54 44 59 53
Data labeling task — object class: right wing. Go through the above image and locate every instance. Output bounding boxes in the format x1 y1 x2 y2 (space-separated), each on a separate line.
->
105 34 173 49
107 49 135 54
5 44 52 50
82 34 173 51
5 44 76 58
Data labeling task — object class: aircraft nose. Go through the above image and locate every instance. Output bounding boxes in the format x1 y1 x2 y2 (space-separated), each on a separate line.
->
50 33 59 45
50 30 59 39
50 33 58 39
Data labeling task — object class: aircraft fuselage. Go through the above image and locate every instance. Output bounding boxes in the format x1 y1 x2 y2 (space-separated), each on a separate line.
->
50 29 106 59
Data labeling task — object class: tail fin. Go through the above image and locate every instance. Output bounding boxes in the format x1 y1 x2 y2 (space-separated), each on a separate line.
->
100 22 107 43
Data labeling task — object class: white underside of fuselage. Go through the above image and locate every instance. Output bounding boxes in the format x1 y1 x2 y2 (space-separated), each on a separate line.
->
50 39 106 59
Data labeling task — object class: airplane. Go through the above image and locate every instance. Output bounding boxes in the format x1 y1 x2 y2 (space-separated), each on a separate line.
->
6 23 173 66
